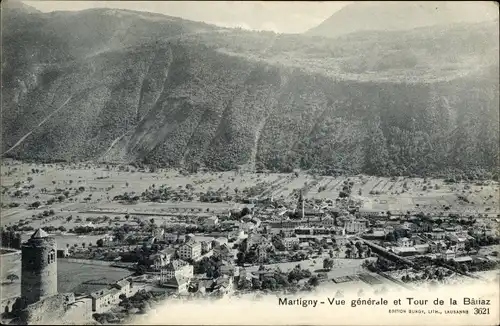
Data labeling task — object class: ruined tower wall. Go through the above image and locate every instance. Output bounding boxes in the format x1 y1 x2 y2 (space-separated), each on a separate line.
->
21 237 58 306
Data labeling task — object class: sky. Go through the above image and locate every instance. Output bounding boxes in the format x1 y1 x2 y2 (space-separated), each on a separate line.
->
21 1 352 34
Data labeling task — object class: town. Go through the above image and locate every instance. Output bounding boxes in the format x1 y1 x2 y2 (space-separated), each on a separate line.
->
1 160 499 324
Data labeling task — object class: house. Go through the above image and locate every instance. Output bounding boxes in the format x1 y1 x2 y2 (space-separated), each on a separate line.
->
281 237 300 251
362 229 386 240
344 219 367 234
112 279 134 297
213 244 233 261
205 216 219 227
219 260 239 277
165 233 178 243
152 228 165 239
392 246 417 257
178 239 202 261
441 249 456 260
397 237 412 247
256 244 269 263
428 240 447 253
213 237 229 248
201 241 212 254
358 208 386 218
428 228 446 240
151 248 175 270
446 233 468 251
160 259 194 283
246 233 265 248
453 256 473 264
411 235 426 245
163 275 190 294
417 221 433 233
211 276 234 297
268 227 295 237
240 221 256 232
414 244 430 254
319 216 336 227
90 287 121 313
401 222 419 233
269 219 303 229
177 234 187 243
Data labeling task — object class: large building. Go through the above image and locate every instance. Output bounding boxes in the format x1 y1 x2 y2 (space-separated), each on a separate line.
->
178 239 202 260
21 229 58 307
344 219 368 234
160 260 193 282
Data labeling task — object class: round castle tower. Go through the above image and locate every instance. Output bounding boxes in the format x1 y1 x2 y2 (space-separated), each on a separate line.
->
21 229 58 306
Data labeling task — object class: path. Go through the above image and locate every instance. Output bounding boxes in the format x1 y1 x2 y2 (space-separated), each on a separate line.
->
3 96 73 156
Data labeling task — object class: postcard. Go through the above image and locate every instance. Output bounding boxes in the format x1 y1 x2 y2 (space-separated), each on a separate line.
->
1 1 499 325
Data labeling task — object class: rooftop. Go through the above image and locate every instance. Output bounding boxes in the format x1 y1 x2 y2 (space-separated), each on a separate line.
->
31 228 49 239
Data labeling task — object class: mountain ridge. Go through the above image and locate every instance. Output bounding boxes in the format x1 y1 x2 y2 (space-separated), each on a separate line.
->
306 1 499 38
2 7 499 179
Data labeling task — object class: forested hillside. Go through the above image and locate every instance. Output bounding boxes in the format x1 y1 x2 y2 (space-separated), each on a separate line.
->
2 5 499 179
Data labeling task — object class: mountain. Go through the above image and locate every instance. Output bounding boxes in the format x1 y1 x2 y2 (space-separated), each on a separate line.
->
1 0 40 13
306 1 499 38
2 6 499 179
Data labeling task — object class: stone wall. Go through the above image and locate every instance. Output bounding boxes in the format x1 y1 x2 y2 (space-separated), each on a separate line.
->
18 293 75 325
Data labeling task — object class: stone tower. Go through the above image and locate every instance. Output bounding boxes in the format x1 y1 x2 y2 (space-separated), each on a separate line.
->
21 229 58 306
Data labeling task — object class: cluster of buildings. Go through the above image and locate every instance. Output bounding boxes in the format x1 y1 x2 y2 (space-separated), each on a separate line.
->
4 188 497 323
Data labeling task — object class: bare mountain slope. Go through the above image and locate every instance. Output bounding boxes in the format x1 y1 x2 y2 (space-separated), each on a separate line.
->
306 1 498 38
2 6 499 179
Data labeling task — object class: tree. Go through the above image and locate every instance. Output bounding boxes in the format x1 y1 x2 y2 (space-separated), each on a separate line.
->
30 201 41 208
323 258 334 271
96 239 104 247
7 274 19 283
252 278 262 290
308 276 319 287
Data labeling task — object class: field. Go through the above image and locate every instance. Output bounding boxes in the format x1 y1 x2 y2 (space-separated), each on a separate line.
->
0 254 132 299
57 260 133 295
1 160 499 246
1 161 498 233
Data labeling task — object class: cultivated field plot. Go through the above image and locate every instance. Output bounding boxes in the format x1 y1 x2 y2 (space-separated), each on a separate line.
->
18 233 104 249
272 174 317 198
306 177 335 199
305 176 349 200
1 161 499 231
57 260 132 294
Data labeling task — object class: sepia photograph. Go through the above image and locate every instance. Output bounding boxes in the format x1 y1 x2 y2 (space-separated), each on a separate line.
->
0 1 499 325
